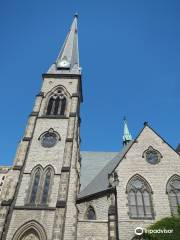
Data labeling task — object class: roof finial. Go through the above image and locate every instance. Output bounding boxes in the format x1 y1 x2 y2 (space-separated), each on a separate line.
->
74 12 78 18
123 117 132 146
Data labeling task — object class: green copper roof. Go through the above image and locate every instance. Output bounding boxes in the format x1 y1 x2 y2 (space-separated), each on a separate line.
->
123 117 132 142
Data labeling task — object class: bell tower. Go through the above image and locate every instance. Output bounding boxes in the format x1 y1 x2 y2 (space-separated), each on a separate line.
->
2 15 82 240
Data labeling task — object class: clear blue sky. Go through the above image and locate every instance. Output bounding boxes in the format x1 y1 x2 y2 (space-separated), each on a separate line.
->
0 0 180 165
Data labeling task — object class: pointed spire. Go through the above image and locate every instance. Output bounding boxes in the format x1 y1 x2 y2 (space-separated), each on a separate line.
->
47 14 80 75
123 117 132 146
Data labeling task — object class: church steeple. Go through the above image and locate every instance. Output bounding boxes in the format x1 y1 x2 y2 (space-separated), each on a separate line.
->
123 117 132 145
47 14 80 75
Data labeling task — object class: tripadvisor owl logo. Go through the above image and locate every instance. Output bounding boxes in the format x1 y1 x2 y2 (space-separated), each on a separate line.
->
134 226 173 236
135 227 144 236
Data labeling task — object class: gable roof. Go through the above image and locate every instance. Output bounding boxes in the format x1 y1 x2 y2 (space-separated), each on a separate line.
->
78 123 179 201
176 144 180 154
143 123 179 156
80 151 118 190
78 141 134 200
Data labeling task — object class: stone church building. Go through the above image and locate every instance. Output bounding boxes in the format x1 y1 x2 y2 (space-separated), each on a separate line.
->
0 16 180 240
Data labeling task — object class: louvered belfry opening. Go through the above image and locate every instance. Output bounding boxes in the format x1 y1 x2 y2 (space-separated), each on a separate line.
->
46 90 66 116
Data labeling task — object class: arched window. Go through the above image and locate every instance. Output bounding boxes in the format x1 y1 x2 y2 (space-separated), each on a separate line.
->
127 175 153 219
167 175 180 215
132 237 145 240
12 221 47 240
46 89 67 116
46 97 54 115
20 229 39 240
29 169 41 204
86 206 96 220
41 169 51 204
28 166 54 206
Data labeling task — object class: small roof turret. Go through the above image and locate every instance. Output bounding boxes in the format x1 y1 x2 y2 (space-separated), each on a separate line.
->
123 117 132 146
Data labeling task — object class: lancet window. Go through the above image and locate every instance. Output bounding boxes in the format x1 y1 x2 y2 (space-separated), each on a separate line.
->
167 175 180 215
127 175 154 219
46 89 67 116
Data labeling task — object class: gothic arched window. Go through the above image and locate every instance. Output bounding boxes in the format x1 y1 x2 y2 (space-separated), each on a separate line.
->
12 221 47 240
127 175 153 219
29 169 41 204
41 169 51 204
167 175 180 215
86 206 96 220
46 89 67 116
20 229 40 240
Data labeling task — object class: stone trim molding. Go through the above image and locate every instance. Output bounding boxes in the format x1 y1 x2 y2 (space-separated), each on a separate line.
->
56 200 66 208
14 206 55 211
12 220 47 240
72 93 80 98
78 220 108 223
142 146 163 160
61 167 70 172
1 199 13 206
38 115 69 119
66 138 73 142
42 73 81 79
77 188 115 203
36 91 44 97
12 166 22 171
69 112 77 117
29 112 39 117
22 137 32 141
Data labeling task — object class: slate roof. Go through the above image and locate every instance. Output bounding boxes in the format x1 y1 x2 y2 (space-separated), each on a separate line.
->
80 151 118 191
78 141 134 199
47 15 80 75
176 144 180 153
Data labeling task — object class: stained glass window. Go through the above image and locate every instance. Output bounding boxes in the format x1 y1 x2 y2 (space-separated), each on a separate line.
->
46 90 66 116
30 170 41 204
167 176 180 215
41 132 58 148
41 170 51 204
86 207 96 220
127 176 153 219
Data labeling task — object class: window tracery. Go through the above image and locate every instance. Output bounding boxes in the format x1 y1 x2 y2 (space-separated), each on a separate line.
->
29 169 41 204
142 146 162 165
46 89 67 116
12 221 47 240
39 129 60 148
167 175 180 215
41 169 51 204
127 175 154 219
28 166 53 205
22 232 39 240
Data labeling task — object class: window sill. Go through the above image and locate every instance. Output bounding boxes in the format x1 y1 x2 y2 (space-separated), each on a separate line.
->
129 217 154 220
78 220 108 223
38 115 69 119
14 205 55 211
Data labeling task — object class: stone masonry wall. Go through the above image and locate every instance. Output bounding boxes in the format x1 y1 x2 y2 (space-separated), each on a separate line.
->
77 196 110 240
116 126 180 240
